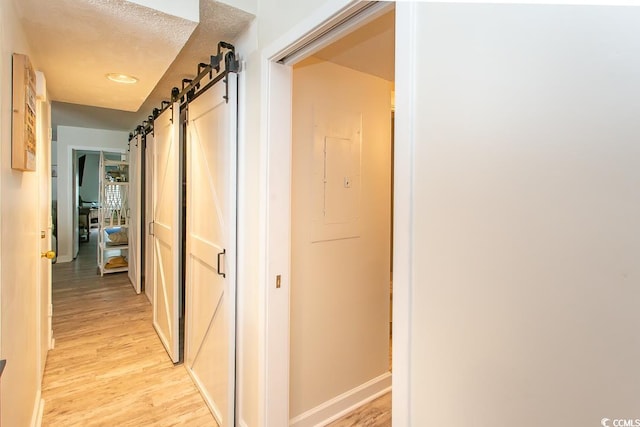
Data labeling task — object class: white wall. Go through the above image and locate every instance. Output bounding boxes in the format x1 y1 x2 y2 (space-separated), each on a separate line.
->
0 0 50 424
219 0 257 16
398 3 640 425
127 0 199 23
56 126 128 262
290 58 391 419
257 0 336 48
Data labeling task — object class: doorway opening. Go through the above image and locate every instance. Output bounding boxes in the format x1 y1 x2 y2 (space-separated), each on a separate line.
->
74 150 101 255
287 5 395 425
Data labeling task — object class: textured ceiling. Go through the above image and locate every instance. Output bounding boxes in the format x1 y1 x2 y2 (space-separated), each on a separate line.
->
24 1 391 137
15 0 200 112
15 0 254 136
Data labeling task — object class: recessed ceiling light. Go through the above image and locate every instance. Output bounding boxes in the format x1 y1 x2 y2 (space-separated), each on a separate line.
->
106 73 138 84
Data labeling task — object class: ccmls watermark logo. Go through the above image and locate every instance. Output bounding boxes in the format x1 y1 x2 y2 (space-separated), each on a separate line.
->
601 418 640 427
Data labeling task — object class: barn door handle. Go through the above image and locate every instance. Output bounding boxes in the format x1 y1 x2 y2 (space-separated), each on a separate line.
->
217 249 226 278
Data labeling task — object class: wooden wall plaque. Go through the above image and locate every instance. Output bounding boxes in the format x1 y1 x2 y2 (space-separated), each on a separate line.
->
12 53 37 171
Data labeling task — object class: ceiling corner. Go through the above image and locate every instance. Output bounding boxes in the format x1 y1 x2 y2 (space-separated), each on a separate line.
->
125 0 200 23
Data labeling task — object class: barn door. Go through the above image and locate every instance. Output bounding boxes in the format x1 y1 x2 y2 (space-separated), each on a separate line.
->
144 132 155 304
151 105 181 363
185 73 237 425
128 133 142 294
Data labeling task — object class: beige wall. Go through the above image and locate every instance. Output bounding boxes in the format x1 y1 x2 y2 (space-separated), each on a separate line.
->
127 0 199 23
220 0 257 16
401 3 640 425
257 0 324 48
290 58 392 418
0 0 47 424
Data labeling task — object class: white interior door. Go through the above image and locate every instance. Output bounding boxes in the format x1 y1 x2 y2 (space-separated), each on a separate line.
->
152 105 181 363
185 74 237 426
37 92 53 376
145 132 155 304
128 134 142 294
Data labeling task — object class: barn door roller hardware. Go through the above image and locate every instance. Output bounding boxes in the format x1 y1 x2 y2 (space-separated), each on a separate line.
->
210 41 239 103
174 41 239 106
130 41 239 138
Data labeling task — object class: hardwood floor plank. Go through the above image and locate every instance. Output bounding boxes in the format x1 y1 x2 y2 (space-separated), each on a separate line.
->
42 231 217 426
43 230 391 426
326 393 391 427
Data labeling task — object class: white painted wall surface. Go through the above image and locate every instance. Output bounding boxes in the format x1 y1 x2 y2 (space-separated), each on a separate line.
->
126 0 199 23
218 0 257 16
290 58 391 419
257 0 349 49
56 126 128 262
0 0 49 424
398 3 640 425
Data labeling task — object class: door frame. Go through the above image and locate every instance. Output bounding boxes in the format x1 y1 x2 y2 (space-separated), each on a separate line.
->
259 1 411 424
61 145 126 263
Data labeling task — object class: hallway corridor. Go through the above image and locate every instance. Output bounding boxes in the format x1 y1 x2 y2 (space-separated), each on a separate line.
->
41 231 216 426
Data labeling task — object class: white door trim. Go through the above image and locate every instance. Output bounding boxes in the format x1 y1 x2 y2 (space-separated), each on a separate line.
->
259 1 406 425
390 3 414 425
261 59 293 427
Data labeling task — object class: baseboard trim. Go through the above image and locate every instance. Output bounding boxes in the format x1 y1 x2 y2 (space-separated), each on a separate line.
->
289 372 392 427
239 419 249 427
31 395 44 427
57 255 72 263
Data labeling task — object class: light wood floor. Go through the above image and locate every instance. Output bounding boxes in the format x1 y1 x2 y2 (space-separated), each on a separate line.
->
41 230 217 426
327 393 391 427
42 230 390 426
